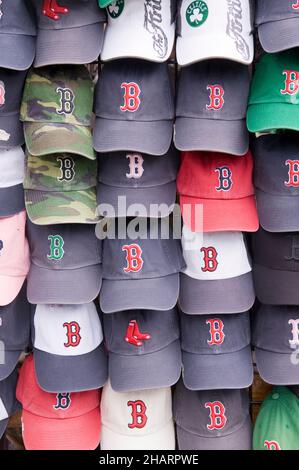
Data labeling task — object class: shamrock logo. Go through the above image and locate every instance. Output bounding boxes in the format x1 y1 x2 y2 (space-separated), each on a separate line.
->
186 1 209 28
108 0 124 19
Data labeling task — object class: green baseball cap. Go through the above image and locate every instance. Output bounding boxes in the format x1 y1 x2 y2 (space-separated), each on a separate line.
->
98 0 114 7
24 152 99 225
247 50 299 133
253 386 299 450
20 65 95 160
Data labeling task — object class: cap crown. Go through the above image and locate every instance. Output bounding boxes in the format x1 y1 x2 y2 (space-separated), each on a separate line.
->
253 228 299 272
0 69 27 118
0 211 30 278
0 370 19 423
0 0 36 36
256 0 299 25
0 147 25 188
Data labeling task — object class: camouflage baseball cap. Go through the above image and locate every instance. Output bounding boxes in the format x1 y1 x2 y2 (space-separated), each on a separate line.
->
24 152 99 225
20 65 95 160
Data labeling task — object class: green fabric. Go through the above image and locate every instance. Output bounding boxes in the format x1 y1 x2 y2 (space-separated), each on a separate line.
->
98 0 114 7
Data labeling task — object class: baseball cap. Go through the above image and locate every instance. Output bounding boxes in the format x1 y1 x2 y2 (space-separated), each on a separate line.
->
252 305 299 385
254 133 299 232
180 311 253 391
33 0 106 67
256 0 299 53
252 228 299 305
180 225 255 315
253 386 299 450
0 69 27 148
176 0 254 66
0 284 30 381
24 152 99 225
177 151 258 233
100 220 185 313
0 211 30 307
97 146 179 218
101 381 175 450
247 51 299 133
175 61 250 155
16 354 101 450
101 0 175 62
32 303 108 393
0 147 25 217
174 380 252 450
20 66 95 160
0 369 20 440
103 308 181 392
0 0 36 70
93 59 174 155
26 219 102 304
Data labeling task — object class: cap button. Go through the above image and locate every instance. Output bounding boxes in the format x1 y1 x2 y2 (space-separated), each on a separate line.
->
272 392 279 400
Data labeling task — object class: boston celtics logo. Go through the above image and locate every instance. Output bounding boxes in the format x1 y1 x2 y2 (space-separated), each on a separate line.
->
107 0 124 19
186 1 208 27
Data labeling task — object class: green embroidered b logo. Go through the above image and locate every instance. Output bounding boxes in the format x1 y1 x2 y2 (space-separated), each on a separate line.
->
47 235 65 261
108 0 124 19
186 1 208 27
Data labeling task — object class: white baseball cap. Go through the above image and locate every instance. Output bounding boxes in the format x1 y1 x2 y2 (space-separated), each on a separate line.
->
101 0 176 62
0 146 25 216
179 225 255 314
101 381 175 450
176 0 254 66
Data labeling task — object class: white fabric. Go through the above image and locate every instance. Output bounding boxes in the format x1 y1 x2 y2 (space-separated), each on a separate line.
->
177 0 254 66
0 146 25 188
34 303 103 356
181 225 252 280
101 0 175 62
0 398 8 421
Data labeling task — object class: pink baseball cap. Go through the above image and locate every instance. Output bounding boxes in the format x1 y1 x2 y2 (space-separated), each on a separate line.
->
16 354 101 450
0 210 30 306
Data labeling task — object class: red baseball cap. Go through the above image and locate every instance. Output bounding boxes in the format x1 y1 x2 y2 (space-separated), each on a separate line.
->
16 354 101 450
177 151 259 233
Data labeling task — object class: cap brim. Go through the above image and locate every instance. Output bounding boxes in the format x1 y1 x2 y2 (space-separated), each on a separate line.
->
25 188 99 225
0 113 24 148
97 181 177 218
22 407 101 450
0 418 8 440
101 419 175 450
258 17 299 53
247 103 299 133
176 415 252 450
34 23 104 67
255 348 299 385
179 272 255 315
0 351 23 381
24 122 95 160
100 274 179 313
0 33 35 70
0 185 24 218
93 118 173 156
27 263 102 304
0 275 26 307
180 194 259 233
109 339 182 392
256 188 299 232
182 346 253 391
253 264 299 305
175 118 249 156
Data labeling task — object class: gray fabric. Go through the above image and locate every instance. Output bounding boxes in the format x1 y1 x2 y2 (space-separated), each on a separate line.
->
0 369 20 439
0 185 24 218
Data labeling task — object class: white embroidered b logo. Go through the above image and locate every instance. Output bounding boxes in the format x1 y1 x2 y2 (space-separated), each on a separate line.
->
126 154 144 179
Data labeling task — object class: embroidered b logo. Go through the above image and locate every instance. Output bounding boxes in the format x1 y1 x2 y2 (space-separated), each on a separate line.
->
285 160 299 187
63 321 81 348
205 401 227 430
292 1 299 10
126 154 144 179
215 166 233 191
201 247 218 272
56 87 75 115
127 400 147 429
47 235 65 261
122 244 144 273
206 85 224 110
53 393 71 410
206 319 225 345
264 440 281 450
120 82 141 112
281 70 299 95
0 81 5 107
57 157 75 182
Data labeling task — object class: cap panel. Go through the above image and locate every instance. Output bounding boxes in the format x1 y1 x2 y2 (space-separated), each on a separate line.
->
253 228 299 272
0 0 36 35
256 0 299 25
0 369 19 423
0 147 25 187
0 211 30 278
0 68 27 116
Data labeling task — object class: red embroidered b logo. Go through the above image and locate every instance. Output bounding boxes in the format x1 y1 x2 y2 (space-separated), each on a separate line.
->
206 85 225 110
0 81 5 107
201 247 218 272
264 440 281 450
285 160 299 187
122 244 144 273
281 70 299 95
205 401 227 430
206 319 225 345
120 82 141 112
292 1 299 10
127 400 147 429
63 321 81 347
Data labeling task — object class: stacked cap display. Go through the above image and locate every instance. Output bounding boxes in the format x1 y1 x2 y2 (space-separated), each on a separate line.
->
26 220 102 304
0 147 25 217
97 146 179 218
173 380 252 450
175 61 250 155
180 311 253 390
176 0 254 66
0 0 36 70
101 381 175 450
16 354 101 450
103 308 181 392
33 0 106 67
180 225 255 314
101 0 175 62
0 369 20 440
177 151 258 233
93 59 174 155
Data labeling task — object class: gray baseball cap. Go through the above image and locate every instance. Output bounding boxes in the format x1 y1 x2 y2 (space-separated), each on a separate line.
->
175 60 250 155
97 145 179 218
256 0 299 53
253 304 299 385
0 369 20 439
32 0 106 67
26 219 102 304
180 311 253 391
103 307 181 392
0 283 31 381
0 0 36 70
93 59 174 155
173 380 252 450
254 133 299 232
